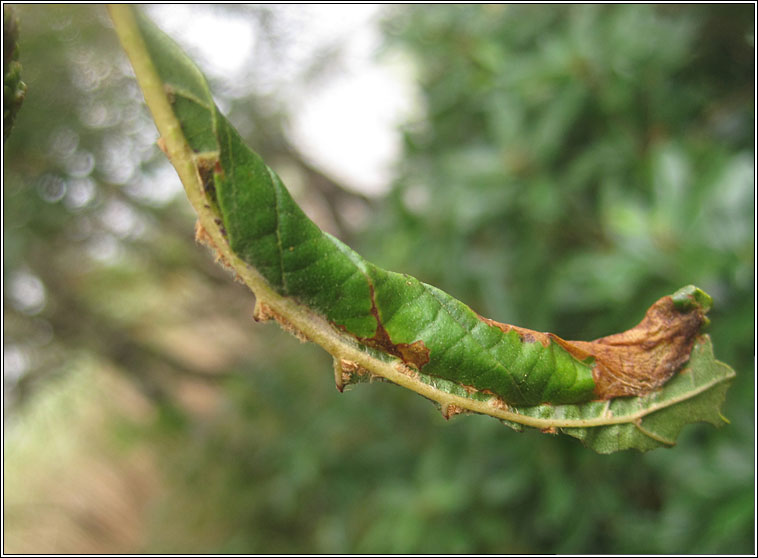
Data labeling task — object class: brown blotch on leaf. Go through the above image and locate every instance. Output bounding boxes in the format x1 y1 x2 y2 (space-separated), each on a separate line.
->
197 164 216 196
358 284 431 370
477 316 551 347
454 381 496 397
566 294 706 399
396 339 431 369
194 155 221 201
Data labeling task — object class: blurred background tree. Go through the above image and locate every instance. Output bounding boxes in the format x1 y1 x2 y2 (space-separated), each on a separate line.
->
3 4 754 554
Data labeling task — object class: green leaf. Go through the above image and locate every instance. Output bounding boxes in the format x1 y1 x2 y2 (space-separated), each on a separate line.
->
534 338 733 453
110 6 736 453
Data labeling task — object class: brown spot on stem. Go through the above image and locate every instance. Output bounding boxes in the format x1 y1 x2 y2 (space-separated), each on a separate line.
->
212 218 227 238
163 84 176 103
195 221 231 270
194 156 221 202
194 221 213 248
440 402 465 420
394 361 420 381
197 165 215 196
252 300 273 323
334 358 371 392
358 284 431 370
488 396 511 412
254 301 309 342
156 137 169 157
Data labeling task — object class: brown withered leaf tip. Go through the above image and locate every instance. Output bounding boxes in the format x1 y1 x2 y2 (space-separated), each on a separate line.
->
484 293 707 399
567 294 706 399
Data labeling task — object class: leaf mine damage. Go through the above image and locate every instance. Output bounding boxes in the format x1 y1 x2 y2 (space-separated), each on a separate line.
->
111 5 736 453
356 284 431 370
480 287 711 400
571 290 709 399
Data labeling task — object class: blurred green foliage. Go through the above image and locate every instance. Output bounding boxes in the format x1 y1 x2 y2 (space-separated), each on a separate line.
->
4 5 27 140
3 4 754 554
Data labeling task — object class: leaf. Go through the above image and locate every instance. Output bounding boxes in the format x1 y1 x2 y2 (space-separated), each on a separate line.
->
110 6 736 453
504 338 735 453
